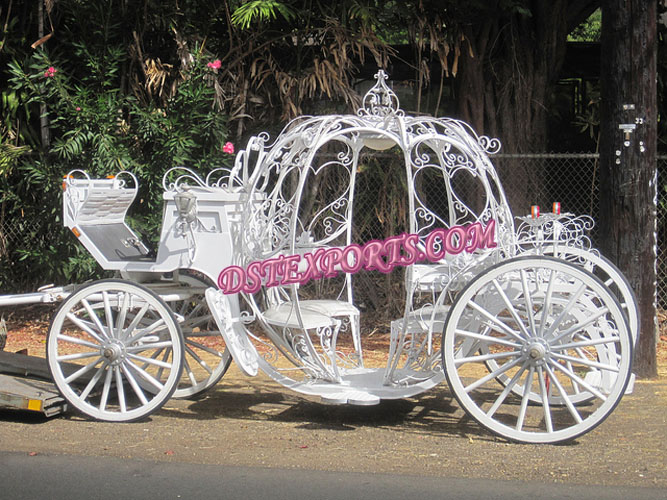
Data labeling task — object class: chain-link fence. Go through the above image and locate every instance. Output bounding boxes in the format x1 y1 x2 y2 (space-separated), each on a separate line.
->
493 153 667 307
0 218 43 261
349 152 667 312
0 215 53 291
493 153 602 230
1 153 666 308
654 154 666 307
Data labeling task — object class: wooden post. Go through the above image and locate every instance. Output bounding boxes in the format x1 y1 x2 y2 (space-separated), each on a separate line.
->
599 0 658 377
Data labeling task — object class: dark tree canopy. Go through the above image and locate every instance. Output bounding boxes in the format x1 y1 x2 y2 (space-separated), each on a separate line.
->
449 1 599 209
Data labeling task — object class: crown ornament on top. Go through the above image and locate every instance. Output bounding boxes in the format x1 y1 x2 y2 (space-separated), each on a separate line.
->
358 70 404 118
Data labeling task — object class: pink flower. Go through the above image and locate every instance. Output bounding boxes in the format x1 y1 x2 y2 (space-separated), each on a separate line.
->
223 142 234 154
43 66 57 78
75 106 81 111
207 59 221 70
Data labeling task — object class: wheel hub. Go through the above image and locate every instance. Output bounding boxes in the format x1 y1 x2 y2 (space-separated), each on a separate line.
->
101 340 126 365
522 338 550 366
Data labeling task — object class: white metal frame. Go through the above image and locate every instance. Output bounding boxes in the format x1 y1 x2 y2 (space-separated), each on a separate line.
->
0 70 637 443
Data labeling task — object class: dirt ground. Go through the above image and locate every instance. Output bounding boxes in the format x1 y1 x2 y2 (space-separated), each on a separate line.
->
1 310 666 490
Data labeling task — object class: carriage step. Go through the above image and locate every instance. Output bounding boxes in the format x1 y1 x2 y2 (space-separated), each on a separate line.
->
320 390 380 406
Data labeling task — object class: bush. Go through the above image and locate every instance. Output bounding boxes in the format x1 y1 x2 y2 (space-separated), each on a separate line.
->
1 46 232 291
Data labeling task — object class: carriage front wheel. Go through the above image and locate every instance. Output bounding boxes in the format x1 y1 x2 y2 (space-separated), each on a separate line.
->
47 279 184 422
441 256 632 444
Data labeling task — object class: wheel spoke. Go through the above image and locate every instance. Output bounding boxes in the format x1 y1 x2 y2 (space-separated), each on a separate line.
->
548 359 607 402
121 363 149 405
454 329 521 349
99 367 113 412
183 357 198 386
548 307 611 345
185 338 226 358
538 269 556 337
64 314 106 345
183 303 205 323
102 291 115 339
124 359 165 392
486 361 529 418
115 366 127 413
537 366 553 433
156 347 172 382
127 353 174 369
564 359 584 395
464 356 523 393
454 349 521 366
551 335 621 351
545 362 583 424
115 292 130 338
126 341 174 352
56 351 100 362
515 365 534 431
468 301 525 343
550 352 619 373
64 358 103 384
185 344 213 374
79 363 108 400
125 318 167 346
519 269 537 335
120 302 150 341
491 279 531 338
543 282 588 339
57 332 101 350
81 299 110 341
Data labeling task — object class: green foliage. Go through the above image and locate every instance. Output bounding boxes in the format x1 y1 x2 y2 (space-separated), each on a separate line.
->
568 9 601 42
2 38 232 290
231 0 296 29
572 86 600 143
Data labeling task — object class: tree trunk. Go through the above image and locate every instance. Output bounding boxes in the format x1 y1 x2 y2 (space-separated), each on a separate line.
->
454 2 599 213
599 0 658 377
455 4 570 213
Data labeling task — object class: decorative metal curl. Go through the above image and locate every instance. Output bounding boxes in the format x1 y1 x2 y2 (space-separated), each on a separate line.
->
162 167 208 192
515 213 595 252
358 70 404 118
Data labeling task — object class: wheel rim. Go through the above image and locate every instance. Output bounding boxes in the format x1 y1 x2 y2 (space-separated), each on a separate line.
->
442 257 632 444
47 280 184 422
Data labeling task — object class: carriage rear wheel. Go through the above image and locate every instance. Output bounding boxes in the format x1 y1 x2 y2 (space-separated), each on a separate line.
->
522 245 639 346
161 274 231 398
485 249 638 406
47 279 184 422
442 257 632 444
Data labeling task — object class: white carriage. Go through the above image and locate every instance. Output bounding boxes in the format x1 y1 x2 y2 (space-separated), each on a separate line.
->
29 71 636 443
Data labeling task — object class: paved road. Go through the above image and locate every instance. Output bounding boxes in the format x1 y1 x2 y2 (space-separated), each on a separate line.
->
2 451 666 500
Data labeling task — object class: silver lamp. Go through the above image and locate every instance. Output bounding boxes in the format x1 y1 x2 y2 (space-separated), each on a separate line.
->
174 187 197 224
